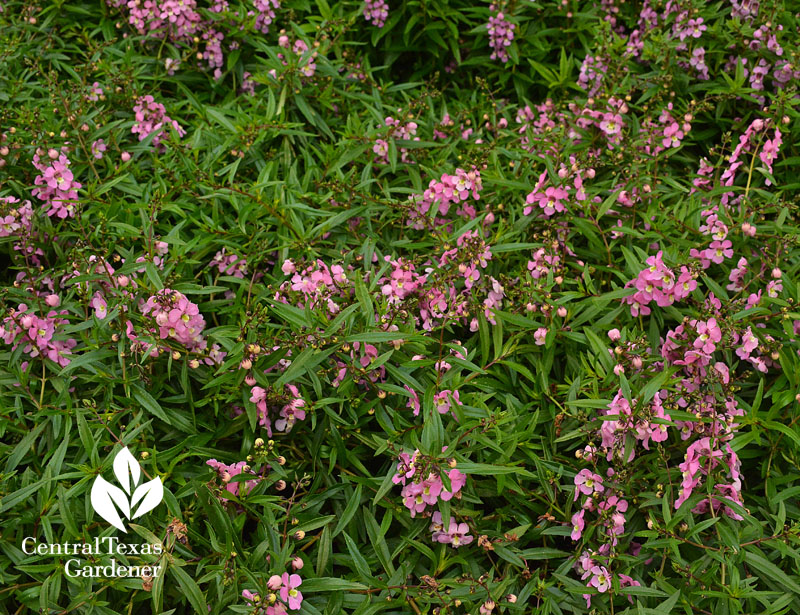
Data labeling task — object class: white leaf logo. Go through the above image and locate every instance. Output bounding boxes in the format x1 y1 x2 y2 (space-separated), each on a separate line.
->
90 447 164 532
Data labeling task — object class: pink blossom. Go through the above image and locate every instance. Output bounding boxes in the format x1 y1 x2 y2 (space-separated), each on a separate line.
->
279 573 303 610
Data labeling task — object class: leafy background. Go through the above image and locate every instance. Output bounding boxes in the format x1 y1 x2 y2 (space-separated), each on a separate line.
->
1 0 800 614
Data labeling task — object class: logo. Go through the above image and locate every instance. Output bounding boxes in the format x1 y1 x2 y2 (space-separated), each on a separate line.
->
90 447 164 532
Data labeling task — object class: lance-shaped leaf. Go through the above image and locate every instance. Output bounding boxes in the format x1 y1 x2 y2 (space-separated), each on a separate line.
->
130 477 164 519
113 447 141 495
91 476 130 532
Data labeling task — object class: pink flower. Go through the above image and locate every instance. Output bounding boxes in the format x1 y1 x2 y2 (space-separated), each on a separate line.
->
91 293 108 319
279 573 303 610
487 7 515 63
434 389 461 416
442 468 467 500
599 113 623 136
589 566 611 592
439 521 473 547
574 469 603 500
206 459 261 497
571 510 585 540
537 186 569 216
91 139 107 159
405 385 421 416
708 240 733 264
694 318 722 354
363 0 388 26
534 327 548 346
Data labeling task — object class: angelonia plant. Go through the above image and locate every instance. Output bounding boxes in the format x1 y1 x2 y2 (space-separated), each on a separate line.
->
0 0 799 614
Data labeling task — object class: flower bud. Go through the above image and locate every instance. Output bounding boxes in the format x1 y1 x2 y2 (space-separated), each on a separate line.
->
292 556 304 570
121 151 131 162
293 530 305 540
277 456 286 465
276 479 287 490
172 351 181 360
506 594 517 603
267 575 282 590
189 359 200 368
240 358 252 370
45 294 60 307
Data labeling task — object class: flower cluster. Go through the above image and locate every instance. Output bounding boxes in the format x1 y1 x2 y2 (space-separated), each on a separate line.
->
209 248 248 279
140 289 208 351
372 115 419 165
0 197 33 238
249 383 307 436
32 151 82 219
576 551 640 608
0 302 76 370
571 466 642 606
407 167 483 229
206 459 262 498
589 390 672 463
392 450 467 518
487 5 515 62
331 341 387 388
276 35 318 79
622 251 697 316
379 257 426 304
108 0 234 76
0 196 37 260
363 0 388 27
276 258 350 316
242 572 303 613
131 95 186 150
254 0 281 34
577 55 608 96
523 162 592 218
429 512 473 547
674 437 744 519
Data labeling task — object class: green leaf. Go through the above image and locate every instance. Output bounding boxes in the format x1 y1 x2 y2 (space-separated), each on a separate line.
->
744 550 800 596
333 484 362 537
343 532 373 582
132 386 172 424
301 578 369 592
170 563 208 614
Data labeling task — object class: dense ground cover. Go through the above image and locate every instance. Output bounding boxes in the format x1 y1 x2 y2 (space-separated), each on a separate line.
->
1 0 800 613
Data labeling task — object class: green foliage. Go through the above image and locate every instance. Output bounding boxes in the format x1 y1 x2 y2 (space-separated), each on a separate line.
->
0 0 800 614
